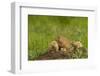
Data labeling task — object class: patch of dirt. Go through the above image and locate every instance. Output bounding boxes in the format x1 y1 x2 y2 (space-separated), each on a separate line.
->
33 47 87 60
34 50 73 60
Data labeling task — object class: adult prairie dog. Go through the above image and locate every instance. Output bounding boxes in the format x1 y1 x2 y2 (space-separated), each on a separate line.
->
56 36 72 52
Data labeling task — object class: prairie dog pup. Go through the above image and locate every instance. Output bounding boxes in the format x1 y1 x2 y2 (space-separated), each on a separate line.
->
48 40 59 52
72 41 83 49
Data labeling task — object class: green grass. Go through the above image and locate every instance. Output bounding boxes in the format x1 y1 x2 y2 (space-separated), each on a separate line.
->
28 15 88 60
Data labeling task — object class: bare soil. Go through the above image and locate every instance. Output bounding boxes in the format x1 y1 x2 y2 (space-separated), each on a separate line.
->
33 47 87 60
34 50 73 60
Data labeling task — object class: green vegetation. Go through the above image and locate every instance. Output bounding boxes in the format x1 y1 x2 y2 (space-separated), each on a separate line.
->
28 15 88 60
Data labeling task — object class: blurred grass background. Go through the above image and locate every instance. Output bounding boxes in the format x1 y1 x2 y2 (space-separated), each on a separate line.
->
28 15 88 60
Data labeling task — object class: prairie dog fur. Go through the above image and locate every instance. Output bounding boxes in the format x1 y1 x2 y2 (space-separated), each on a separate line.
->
48 40 59 52
56 36 72 52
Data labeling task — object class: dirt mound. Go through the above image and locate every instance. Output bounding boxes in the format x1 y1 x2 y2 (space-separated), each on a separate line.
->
33 47 87 60
34 50 73 60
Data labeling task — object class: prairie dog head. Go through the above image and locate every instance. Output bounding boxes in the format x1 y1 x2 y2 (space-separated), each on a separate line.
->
72 41 83 49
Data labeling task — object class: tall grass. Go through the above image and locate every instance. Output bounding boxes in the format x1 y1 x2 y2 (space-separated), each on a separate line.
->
28 15 88 60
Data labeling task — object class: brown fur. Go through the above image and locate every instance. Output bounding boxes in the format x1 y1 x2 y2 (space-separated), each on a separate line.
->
56 36 72 52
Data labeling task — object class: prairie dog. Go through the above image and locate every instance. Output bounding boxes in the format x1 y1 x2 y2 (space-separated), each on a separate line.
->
56 36 71 52
48 40 59 52
72 41 83 49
